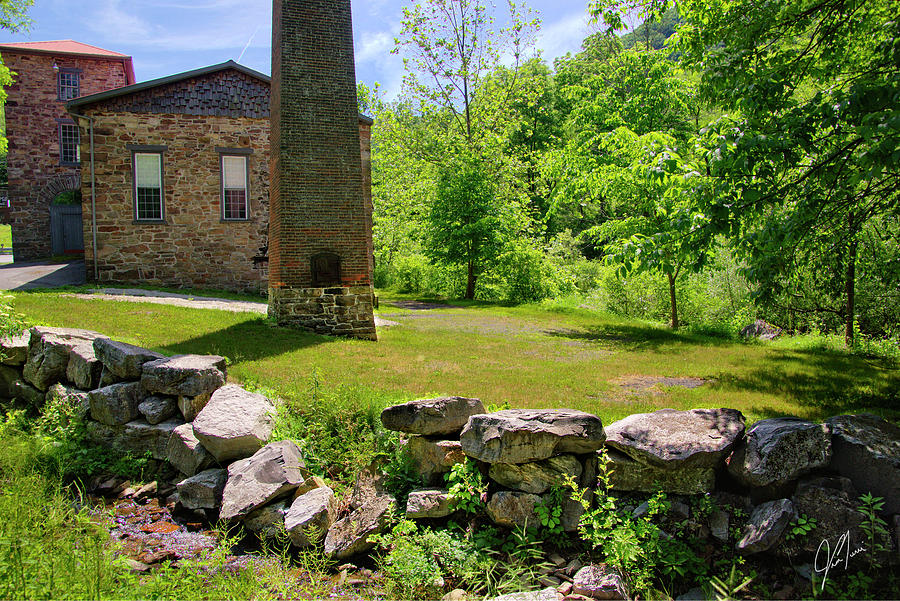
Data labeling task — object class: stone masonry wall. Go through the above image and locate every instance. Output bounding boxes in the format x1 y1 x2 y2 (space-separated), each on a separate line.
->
3 51 129 260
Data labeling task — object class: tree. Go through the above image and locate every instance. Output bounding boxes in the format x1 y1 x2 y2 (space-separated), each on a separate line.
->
591 0 900 344
0 0 32 153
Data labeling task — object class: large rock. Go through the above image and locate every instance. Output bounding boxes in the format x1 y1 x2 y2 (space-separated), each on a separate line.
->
489 454 583 494
406 488 454 519
66 342 103 391
349 458 388 510
727 417 831 489
736 498 795 554
139 395 179 425
85 420 122 447
826 413 900 515
461 409 606 464
45 383 90 422
0 365 45 406
740 320 782 340
245 501 290 540
141 354 226 398
178 394 211 422
93 338 164 379
166 423 215 477
605 408 745 469
381 396 486 436
572 564 627 600
406 436 466 484
0 332 29 366
120 418 183 460
786 476 870 556
489 588 560 601
486 491 542 528
324 494 395 559
285 486 338 547
219 440 305 520
192 384 275 463
177 468 227 510
23 327 104 391
605 449 715 494
89 381 143 426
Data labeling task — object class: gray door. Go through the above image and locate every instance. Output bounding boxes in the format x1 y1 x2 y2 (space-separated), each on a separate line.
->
49 204 84 255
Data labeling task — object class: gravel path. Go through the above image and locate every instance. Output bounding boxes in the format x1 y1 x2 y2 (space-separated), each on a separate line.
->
66 288 399 327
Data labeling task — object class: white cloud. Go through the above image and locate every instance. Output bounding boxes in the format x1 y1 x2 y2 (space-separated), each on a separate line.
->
356 30 395 64
537 10 591 61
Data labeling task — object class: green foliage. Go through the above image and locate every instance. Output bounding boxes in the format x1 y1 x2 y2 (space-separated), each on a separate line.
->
783 513 817 542
382 436 425 508
856 493 889 564
534 484 565 536
445 457 486 515
710 562 754 601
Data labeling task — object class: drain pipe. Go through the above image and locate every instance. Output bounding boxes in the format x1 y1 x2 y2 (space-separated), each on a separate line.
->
67 111 98 281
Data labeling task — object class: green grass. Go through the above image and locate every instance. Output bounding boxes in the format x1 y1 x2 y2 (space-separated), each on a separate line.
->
0 225 10 250
8 289 898 425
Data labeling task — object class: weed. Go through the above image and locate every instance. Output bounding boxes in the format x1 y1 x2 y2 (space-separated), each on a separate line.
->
710 562 754 601
445 458 487 515
783 513 817 542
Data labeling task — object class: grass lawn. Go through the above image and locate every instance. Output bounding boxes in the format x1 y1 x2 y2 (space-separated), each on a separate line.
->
7 289 898 425
0 224 11 249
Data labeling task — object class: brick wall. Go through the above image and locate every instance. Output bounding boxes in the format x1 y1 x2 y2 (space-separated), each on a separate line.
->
3 51 129 260
78 110 271 293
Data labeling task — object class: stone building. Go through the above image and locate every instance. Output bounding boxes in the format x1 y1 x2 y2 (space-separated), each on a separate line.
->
0 40 135 260
66 60 373 293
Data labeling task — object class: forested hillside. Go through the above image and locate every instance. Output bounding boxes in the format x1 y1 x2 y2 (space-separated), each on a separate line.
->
363 0 899 347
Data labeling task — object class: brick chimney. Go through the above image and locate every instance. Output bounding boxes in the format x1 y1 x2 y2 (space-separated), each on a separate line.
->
268 0 377 340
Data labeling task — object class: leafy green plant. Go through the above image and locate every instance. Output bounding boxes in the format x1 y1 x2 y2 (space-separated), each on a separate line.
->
534 484 565 536
710 562 754 601
783 513 817 542
445 458 486 515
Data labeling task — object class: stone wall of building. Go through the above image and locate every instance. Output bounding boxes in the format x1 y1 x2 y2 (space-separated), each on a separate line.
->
78 110 271 293
3 51 129 260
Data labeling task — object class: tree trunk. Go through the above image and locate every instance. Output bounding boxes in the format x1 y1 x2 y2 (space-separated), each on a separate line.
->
844 238 858 346
667 272 679 330
466 260 476 300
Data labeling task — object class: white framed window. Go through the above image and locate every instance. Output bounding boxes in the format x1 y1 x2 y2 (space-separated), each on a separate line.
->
133 152 164 221
58 121 80 165
58 69 80 100
221 154 249 220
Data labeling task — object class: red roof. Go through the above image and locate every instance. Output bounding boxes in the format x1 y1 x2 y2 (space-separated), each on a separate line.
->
0 40 135 83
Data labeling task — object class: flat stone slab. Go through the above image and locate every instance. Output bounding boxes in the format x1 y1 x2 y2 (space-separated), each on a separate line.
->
489 454 583 494
606 449 715 494
285 486 337 547
219 440 305 521
406 488 454 519
406 436 465 485
93 338 164 379
139 395 178 425
381 396 486 436
324 494 395 559
0 332 29 366
66 341 102 390
461 409 606 464
141 354 226 398
605 408 745 469
177 468 227 510
572 564 627 600
192 384 275 463
120 418 183 460
489 588 560 601
23 326 105 391
736 498 795 554
728 417 831 489
826 413 900 515
486 490 542 528
89 381 143 426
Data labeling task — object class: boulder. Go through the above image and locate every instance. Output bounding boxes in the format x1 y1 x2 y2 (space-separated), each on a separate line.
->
486 491 542 528
120 418 182 460
93 338 163 379
740 320 782 340
605 408 745 469
406 488 454 519
381 396 486 436
709 510 730 543
736 498 795 554
605 449 715 494
787 476 868 556
177 468 227 510
285 486 338 547
0 332 29 366
23 327 104 391
85 420 122 447
406 436 466 484
166 423 215 477
826 413 900 515
0 365 45 406
192 384 275 463
245 501 290 540
324 493 395 559
349 458 388 510
727 417 831 489
489 454 583 494
99 367 122 387
66 342 103 391
489 588 560 601
219 440 305 520
45 383 90 422
141 354 226 398
89 381 143 426
138 395 179 425
178 393 211 422
461 409 606 464
572 564 627 600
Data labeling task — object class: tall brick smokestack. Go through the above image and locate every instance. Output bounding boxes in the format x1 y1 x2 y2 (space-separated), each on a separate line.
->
268 0 377 340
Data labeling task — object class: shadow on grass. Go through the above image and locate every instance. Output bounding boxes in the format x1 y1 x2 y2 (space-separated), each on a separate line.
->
717 349 900 422
543 322 735 351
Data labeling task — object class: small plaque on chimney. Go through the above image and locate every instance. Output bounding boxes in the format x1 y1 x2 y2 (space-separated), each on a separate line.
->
311 252 341 286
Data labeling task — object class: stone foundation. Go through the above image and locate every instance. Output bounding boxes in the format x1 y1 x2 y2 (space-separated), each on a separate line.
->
268 286 377 340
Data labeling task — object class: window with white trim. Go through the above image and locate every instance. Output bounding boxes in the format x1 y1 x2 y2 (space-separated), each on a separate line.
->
58 122 80 165
133 153 164 221
221 155 249 220
58 69 80 100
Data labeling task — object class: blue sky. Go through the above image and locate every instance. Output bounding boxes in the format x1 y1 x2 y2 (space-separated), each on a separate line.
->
0 0 599 100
